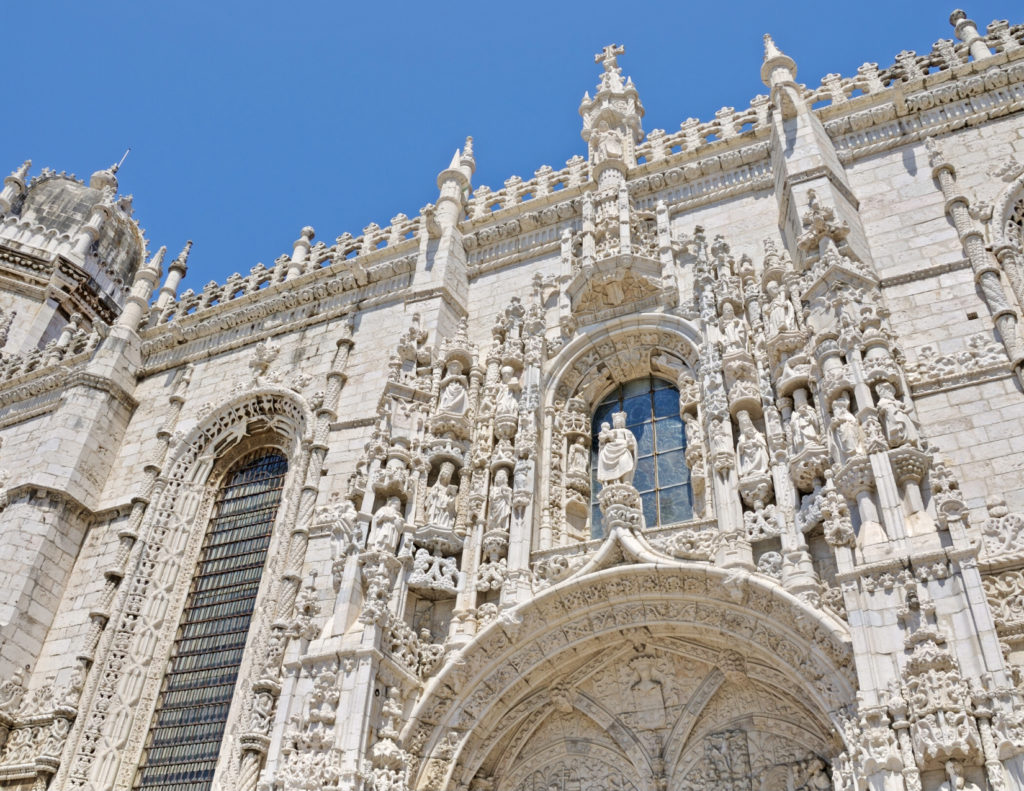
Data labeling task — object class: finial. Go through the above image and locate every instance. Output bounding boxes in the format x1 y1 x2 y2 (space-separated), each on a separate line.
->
460 135 476 174
950 9 967 25
595 43 625 72
760 33 797 87
145 245 167 275
12 160 31 180
171 239 192 271
112 148 131 175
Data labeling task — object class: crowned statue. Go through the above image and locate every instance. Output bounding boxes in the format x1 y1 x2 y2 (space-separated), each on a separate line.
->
597 411 638 486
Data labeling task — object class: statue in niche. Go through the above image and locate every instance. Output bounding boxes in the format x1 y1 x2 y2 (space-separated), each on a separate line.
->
568 437 589 476
495 366 520 419
736 414 769 478
597 411 638 485
594 120 624 163
710 417 734 472
487 468 513 533
875 381 917 448
789 401 822 454
370 496 405 552
514 456 530 491
831 394 862 456
719 302 748 355
425 462 458 530
437 361 468 416
765 280 796 336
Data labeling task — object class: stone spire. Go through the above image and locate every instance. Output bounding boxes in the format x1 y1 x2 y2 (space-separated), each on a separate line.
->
435 137 475 229
156 240 192 309
0 160 30 215
760 34 803 116
580 44 644 185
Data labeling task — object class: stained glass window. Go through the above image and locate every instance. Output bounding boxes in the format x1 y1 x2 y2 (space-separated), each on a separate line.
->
591 377 692 537
135 452 288 791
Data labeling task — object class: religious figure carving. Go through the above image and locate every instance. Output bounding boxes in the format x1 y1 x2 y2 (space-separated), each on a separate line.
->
831 394 862 456
789 401 822 454
875 381 917 447
437 361 468 416
495 366 520 419
425 462 458 530
765 280 796 336
736 414 769 479
371 496 405 552
487 468 513 533
597 411 638 485
567 437 589 476
720 302 749 355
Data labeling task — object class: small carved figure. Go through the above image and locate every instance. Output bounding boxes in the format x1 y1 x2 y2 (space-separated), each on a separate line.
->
789 401 822 454
597 411 638 485
437 361 468 416
487 468 513 533
831 394 861 456
371 496 405 551
736 416 769 478
495 365 521 419
720 302 749 354
425 462 458 530
568 437 589 476
765 281 796 336
875 381 916 447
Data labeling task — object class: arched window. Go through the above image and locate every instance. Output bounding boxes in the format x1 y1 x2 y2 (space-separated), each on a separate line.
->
591 377 692 537
135 451 289 791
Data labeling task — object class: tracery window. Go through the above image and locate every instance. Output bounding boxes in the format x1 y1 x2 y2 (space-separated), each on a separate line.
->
590 377 692 537
135 451 288 791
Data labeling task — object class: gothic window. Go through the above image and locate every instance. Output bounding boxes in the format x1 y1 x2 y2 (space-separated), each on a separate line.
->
134 451 289 791
590 377 692 537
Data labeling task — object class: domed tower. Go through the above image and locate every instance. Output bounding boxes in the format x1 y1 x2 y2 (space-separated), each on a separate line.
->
0 157 147 354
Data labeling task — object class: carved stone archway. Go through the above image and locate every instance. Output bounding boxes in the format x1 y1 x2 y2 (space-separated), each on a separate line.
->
58 387 315 791
546 312 702 406
403 563 854 791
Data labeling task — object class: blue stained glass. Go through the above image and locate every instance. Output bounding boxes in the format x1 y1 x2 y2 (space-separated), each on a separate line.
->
622 394 650 426
659 485 694 525
652 387 678 418
590 377 695 530
632 422 655 457
657 449 688 487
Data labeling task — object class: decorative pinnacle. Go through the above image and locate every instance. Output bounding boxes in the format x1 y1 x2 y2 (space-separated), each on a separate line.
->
11 160 31 180
170 240 192 272
460 136 476 174
760 33 797 87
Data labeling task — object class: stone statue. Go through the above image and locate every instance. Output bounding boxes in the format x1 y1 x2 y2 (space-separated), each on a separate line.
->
736 415 769 478
875 381 916 447
438 361 468 416
719 302 748 354
597 411 638 485
789 402 822 454
487 468 513 533
425 462 458 530
831 394 861 456
568 437 589 476
370 496 405 552
765 281 795 336
495 366 520 419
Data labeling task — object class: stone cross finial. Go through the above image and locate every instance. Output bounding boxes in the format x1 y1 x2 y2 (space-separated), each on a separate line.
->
595 44 625 72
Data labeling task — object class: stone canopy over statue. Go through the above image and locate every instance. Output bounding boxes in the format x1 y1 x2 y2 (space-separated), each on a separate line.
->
597 411 638 486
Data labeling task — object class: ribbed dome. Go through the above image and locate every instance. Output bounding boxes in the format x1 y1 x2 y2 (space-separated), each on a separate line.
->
20 171 143 288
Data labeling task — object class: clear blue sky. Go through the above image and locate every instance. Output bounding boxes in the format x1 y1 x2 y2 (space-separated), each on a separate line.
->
4 1 1016 288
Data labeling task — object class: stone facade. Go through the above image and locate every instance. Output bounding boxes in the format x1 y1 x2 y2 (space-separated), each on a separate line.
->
1 9 1024 791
